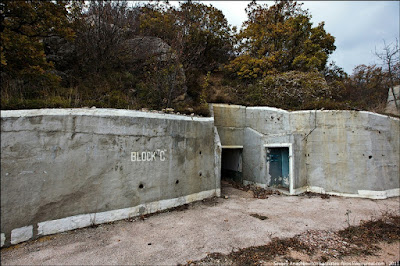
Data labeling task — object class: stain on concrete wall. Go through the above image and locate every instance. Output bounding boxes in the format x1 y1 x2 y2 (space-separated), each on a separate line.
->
1 109 220 247
213 104 400 198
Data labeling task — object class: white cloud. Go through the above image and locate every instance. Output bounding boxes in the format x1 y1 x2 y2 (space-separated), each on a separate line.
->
298 1 399 73
203 1 249 29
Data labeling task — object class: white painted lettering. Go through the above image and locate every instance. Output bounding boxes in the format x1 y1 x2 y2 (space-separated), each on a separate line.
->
131 149 168 162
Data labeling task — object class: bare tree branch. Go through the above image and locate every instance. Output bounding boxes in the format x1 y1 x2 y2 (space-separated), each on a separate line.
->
374 38 400 110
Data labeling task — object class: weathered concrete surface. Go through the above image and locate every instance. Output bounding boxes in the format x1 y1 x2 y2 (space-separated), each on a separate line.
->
213 127 222 197
213 104 400 198
292 111 399 195
212 104 245 147
1 109 220 247
1 183 399 265
385 85 400 115
243 127 265 185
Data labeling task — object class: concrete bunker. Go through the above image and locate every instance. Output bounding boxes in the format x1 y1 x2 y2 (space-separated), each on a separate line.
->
212 103 399 198
221 146 243 183
1 104 400 247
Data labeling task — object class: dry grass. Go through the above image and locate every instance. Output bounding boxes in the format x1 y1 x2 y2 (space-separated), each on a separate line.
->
188 212 400 265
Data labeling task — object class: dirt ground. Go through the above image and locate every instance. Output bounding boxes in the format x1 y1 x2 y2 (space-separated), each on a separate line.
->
1 181 399 265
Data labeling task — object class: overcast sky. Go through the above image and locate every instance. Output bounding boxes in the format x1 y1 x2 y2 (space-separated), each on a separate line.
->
138 1 399 74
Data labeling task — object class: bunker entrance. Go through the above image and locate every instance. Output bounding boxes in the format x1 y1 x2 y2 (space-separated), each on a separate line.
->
221 148 243 183
267 147 289 190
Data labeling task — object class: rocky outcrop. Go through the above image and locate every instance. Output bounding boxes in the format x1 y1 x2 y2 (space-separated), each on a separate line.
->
118 36 176 64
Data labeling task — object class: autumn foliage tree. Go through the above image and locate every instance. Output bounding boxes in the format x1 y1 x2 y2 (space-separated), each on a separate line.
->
1 0 75 105
226 0 336 79
1 0 396 115
220 1 338 110
177 2 234 73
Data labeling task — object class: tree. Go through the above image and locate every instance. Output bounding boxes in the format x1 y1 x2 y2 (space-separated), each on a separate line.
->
374 39 400 110
177 2 234 73
322 61 348 101
1 0 74 102
73 0 133 75
323 61 347 83
56 0 143 107
226 0 336 78
138 2 178 46
139 1 234 73
342 64 389 109
138 1 234 101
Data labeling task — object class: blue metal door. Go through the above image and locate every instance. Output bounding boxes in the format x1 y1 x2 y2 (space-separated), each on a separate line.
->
267 147 289 189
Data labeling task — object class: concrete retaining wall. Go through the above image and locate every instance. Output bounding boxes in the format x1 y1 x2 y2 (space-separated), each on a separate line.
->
1 109 220 247
213 104 400 199
1 105 398 247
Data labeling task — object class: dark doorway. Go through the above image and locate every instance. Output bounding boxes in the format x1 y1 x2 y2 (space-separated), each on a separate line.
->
221 148 243 183
267 147 289 189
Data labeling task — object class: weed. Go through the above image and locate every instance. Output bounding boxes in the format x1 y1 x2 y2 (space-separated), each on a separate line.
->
345 209 352 227
189 213 400 265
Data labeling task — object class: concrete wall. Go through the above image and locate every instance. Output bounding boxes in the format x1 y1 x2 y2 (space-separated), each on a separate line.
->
212 104 245 147
1 105 398 246
1 109 220 247
213 104 400 199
